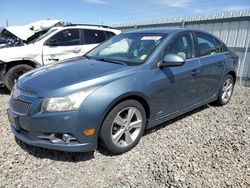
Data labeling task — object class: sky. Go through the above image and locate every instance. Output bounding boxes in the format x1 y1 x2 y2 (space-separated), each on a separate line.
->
0 0 250 27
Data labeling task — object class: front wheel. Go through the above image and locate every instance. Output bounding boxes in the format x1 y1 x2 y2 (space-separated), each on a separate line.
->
5 64 33 91
215 74 235 106
99 100 146 154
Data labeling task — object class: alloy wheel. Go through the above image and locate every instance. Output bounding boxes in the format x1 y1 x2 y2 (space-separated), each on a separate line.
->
111 107 142 147
221 77 234 103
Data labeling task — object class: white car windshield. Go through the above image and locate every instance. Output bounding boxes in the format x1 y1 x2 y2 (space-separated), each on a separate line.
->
27 28 58 44
86 33 166 65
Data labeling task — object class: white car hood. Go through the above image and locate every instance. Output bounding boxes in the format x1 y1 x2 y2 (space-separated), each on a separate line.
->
5 26 34 41
26 19 63 32
4 20 63 41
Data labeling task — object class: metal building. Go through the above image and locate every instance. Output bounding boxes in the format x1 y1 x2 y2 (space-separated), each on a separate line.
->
113 10 250 86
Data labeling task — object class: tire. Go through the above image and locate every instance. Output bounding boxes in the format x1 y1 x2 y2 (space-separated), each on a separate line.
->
215 74 235 106
5 64 33 91
100 100 146 154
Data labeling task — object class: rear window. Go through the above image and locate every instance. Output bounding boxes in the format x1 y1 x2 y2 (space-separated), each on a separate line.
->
84 29 106 44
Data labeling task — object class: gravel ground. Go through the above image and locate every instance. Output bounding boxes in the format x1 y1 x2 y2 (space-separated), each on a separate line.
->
0 85 249 188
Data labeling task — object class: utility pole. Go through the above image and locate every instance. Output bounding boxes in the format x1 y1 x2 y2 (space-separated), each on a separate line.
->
5 19 8 27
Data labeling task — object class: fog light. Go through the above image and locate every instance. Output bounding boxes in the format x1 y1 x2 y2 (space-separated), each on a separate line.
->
62 134 71 144
49 133 61 143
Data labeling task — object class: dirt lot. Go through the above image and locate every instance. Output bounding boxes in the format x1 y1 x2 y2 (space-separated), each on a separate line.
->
0 86 249 188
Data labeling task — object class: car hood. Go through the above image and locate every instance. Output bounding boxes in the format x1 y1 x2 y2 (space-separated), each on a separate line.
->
18 57 136 97
4 20 64 41
5 26 35 41
26 19 63 33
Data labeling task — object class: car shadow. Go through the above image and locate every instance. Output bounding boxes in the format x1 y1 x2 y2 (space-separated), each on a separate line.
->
15 137 95 162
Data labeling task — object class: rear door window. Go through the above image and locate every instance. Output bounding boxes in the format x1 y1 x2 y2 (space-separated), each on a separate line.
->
84 29 106 44
196 33 223 56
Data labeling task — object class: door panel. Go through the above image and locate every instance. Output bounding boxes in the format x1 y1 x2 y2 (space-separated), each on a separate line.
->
199 54 225 98
145 32 202 120
147 59 201 120
42 29 84 65
42 44 85 65
195 32 226 99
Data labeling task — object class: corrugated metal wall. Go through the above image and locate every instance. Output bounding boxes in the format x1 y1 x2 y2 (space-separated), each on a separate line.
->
113 10 250 85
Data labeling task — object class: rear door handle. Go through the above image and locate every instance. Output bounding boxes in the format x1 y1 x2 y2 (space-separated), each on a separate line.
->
191 69 200 76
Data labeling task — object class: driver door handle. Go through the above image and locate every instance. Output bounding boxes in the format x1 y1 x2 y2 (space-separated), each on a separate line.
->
48 58 59 61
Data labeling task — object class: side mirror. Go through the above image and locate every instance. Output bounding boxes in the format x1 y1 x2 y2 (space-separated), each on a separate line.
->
46 39 59 46
158 54 185 68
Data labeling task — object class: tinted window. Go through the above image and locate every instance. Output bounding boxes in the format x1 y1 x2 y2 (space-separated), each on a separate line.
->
106 31 115 38
84 29 106 44
196 33 223 56
50 29 80 46
165 33 194 60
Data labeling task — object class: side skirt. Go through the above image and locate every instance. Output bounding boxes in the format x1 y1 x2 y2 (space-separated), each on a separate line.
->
146 95 218 129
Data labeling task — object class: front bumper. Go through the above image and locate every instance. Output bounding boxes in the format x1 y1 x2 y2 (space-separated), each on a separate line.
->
7 92 99 152
11 126 95 152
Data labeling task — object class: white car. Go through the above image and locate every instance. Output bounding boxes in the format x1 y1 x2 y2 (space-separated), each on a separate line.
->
0 24 121 90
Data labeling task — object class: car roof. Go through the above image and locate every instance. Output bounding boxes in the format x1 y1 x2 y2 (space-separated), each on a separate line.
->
125 28 208 35
125 27 224 42
52 25 121 33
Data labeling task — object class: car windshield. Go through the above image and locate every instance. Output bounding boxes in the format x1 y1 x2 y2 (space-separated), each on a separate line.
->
86 33 166 65
27 28 58 44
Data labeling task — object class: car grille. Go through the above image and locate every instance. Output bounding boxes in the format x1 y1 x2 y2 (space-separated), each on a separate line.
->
18 87 37 97
10 98 32 114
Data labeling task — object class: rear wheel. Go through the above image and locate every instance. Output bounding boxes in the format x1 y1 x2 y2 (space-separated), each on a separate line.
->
100 100 146 154
5 64 33 91
215 74 235 106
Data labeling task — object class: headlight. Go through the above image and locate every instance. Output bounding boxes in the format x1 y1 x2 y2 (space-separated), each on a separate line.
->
41 87 98 112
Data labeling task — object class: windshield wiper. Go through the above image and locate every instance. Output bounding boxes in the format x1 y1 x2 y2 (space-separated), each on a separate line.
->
97 57 126 65
83 55 91 59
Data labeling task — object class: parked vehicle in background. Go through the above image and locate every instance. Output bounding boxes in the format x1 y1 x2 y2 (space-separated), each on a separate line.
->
0 24 121 90
8 28 238 154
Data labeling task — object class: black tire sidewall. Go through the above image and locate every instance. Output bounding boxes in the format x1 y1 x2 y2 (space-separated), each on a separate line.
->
100 100 146 154
5 64 33 91
217 74 235 106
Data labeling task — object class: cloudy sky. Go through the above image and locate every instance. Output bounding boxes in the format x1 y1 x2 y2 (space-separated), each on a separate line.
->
0 0 249 26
